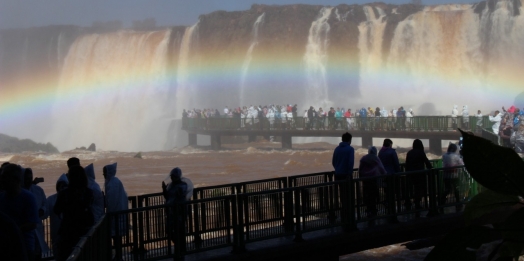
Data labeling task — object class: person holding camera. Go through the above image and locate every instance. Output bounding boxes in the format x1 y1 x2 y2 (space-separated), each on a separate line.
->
23 168 49 261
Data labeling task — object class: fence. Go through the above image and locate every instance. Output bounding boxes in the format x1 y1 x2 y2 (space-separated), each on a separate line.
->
92 165 474 261
182 116 494 132
66 215 111 261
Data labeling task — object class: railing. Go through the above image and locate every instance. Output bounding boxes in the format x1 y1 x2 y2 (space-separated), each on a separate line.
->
182 116 493 132
481 128 500 145
66 215 111 261
101 165 474 261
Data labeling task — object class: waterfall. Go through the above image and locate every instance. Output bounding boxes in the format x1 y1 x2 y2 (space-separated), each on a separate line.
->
239 13 265 106
303 7 333 110
358 6 388 102
175 22 199 119
383 5 485 112
49 30 172 152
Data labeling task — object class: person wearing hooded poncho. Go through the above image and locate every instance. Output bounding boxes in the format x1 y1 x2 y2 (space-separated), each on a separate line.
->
461 105 469 130
162 167 193 246
85 163 105 222
46 174 68 258
440 143 465 212
23 168 49 260
405 139 433 211
451 105 458 129
358 146 386 225
103 162 128 261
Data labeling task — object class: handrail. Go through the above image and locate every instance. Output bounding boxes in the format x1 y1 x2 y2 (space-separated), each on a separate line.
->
182 115 493 132
98 165 475 261
65 215 110 261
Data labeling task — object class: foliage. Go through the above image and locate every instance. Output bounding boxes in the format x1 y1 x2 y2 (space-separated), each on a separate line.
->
425 130 524 261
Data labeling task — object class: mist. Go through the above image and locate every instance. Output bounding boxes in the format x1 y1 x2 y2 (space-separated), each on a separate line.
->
0 0 522 152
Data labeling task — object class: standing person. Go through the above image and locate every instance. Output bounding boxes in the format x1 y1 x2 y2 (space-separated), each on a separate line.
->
378 139 400 175
328 107 335 130
46 174 68 259
0 164 38 260
307 106 315 130
375 107 381 130
358 146 386 226
161 168 192 246
360 108 367 130
23 168 49 261
378 138 401 220
440 143 464 212
292 104 298 119
344 109 352 130
334 108 343 129
462 105 469 130
54 166 94 261
489 110 502 134
103 163 128 261
510 123 524 153
405 139 433 211
84 164 104 222
332 132 355 180
332 132 355 228
476 110 483 132
405 108 414 130
451 105 459 130
500 117 513 148
317 108 326 130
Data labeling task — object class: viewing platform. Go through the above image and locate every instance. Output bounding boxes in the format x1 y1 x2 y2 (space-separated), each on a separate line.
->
182 116 493 154
62 162 483 261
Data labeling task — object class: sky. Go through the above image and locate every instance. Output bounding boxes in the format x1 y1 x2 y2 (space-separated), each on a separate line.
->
0 0 479 29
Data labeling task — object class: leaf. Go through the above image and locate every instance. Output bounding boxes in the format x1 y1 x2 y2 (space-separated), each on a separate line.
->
500 208 524 242
463 190 520 226
425 226 493 261
459 130 524 196
497 240 524 259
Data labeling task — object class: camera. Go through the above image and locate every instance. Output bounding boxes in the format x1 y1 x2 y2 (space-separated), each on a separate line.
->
33 177 44 184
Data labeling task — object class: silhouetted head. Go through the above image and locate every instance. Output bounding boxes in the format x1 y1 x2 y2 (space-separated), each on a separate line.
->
0 164 22 195
67 157 80 169
341 132 352 143
170 167 182 183
447 143 458 153
56 174 69 192
67 165 88 190
23 168 33 190
412 139 424 150
383 139 393 148
368 146 378 156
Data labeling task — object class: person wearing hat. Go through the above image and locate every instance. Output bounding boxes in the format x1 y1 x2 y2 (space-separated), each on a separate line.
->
162 168 189 246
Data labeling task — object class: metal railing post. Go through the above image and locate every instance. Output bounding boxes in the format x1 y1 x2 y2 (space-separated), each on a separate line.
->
293 188 303 242
427 169 439 217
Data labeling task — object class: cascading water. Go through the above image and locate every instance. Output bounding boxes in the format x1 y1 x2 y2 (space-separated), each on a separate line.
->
2 0 524 151
49 30 172 152
384 5 486 113
357 6 388 106
303 7 333 109
175 22 199 118
239 13 265 106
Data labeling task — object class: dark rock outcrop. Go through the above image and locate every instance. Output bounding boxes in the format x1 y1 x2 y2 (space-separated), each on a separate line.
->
87 143 96 152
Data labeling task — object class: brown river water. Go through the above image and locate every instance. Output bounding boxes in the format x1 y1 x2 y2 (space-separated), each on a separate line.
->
1 141 444 260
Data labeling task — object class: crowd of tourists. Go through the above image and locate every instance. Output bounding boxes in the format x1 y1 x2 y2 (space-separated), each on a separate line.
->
183 103 524 153
332 132 466 226
487 106 524 153
0 159 192 261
